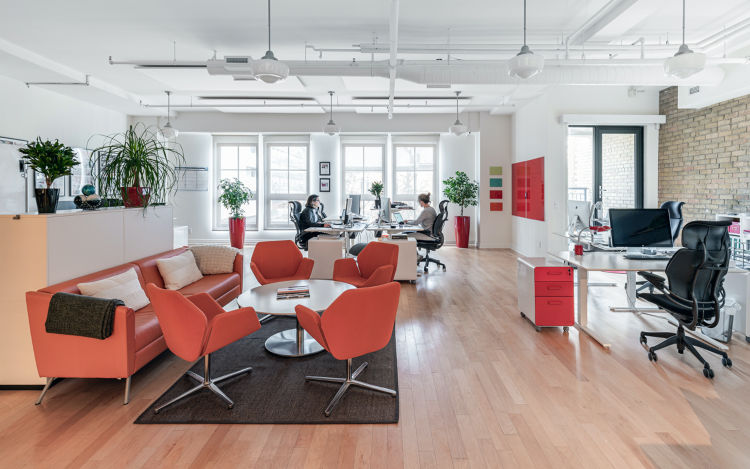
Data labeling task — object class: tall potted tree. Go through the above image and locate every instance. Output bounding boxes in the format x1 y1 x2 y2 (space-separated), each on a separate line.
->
20 138 79 213
88 124 184 208
369 180 384 209
218 178 253 249
442 171 479 248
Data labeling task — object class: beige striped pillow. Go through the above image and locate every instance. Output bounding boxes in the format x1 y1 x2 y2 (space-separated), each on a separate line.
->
156 251 204 290
77 267 150 311
190 245 240 274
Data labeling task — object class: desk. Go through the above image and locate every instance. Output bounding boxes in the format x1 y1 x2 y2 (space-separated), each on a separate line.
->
365 224 423 235
305 222 367 254
551 250 746 350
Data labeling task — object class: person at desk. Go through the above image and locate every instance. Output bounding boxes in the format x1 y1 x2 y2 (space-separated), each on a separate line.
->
299 194 330 245
406 192 437 242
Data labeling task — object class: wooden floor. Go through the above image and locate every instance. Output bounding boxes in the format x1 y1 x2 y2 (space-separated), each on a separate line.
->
2 248 750 468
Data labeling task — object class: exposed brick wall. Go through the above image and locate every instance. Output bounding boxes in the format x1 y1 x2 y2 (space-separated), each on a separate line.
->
659 86 750 222
601 133 635 210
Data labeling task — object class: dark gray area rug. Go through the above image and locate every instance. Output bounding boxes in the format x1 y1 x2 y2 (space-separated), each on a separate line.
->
135 317 398 424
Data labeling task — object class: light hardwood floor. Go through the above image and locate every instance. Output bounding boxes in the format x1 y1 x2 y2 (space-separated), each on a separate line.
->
2 247 750 468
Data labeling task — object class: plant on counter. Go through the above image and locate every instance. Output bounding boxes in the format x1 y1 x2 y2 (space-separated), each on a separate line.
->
369 180 384 208
218 178 254 249
442 170 479 248
19 138 79 213
88 124 185 209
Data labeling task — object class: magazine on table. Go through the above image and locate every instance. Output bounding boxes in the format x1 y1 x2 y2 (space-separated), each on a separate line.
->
276 284 310 299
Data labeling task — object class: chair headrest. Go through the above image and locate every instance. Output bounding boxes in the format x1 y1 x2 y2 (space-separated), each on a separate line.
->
681 220 731 250
660 201 685 219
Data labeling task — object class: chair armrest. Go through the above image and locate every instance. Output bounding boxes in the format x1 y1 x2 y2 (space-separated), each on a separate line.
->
187 292 225 322
637 271 666 290
295 305 328 350
361 265 396 287
25 291 136 378
296 257 315 279
332 258 360 280
233 253 244 292
204 306 261 355
250 262 270 285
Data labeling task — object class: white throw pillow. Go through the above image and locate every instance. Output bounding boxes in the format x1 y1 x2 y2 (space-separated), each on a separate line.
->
77 267 150 311
190 245 239 274
156 250 204 290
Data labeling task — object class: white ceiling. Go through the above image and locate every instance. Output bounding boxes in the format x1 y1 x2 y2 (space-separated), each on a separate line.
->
1 0 749 116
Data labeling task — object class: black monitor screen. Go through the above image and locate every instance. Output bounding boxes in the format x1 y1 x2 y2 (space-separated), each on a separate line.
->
609 209 673 247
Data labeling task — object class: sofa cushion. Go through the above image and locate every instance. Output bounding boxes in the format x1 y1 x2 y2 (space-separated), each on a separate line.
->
190 245 240 274
133 305 163 351
77 267 150 311
156 251 203 290
178 273 240 300
40 264 145 295
132 248 188 289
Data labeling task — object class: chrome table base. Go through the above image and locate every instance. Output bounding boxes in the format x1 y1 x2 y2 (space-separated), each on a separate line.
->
265 319 324 357
306 359 397 417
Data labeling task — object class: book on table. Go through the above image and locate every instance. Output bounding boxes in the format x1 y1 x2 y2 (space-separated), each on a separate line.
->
276 284 310 299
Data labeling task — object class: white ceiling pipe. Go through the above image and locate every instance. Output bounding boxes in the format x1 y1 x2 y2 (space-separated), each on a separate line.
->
388 0 400 119
698 19 750 50
143 103 510 109
565 0 640 46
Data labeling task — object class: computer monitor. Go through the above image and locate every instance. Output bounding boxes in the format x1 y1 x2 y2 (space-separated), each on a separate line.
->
393 212 404 223
349 194 361 215
609 208 673 251
343 197 352 225
380 197 391 223
567 200 591 232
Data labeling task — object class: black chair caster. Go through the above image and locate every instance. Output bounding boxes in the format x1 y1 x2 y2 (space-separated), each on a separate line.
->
648 350 658 362
722 356 733 368
703 366 714 379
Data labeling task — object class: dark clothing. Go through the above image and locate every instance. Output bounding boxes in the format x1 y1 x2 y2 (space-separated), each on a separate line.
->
299 206 327 245
46 292 124 339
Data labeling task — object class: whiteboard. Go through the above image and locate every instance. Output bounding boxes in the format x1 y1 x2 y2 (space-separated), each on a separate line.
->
0 139 28 214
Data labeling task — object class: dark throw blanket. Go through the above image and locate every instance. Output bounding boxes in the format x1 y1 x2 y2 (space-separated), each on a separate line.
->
45 292 124 340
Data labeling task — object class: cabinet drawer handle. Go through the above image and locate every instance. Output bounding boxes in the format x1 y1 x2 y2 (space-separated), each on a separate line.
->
547 301 563 305
547 286 561 290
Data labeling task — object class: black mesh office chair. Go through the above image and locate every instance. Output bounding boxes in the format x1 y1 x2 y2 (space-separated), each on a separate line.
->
637 220 733 379
417 200 448 273
661 201 685 242
289 201 306 250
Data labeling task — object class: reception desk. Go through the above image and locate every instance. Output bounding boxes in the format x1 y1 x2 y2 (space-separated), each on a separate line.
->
0 206 173 385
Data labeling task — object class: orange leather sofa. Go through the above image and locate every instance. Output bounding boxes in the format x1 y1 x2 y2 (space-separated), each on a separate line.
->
25 247 243 405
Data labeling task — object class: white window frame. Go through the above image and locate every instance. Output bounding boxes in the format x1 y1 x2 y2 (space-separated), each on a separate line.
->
391 142 438 211
341 143 386 213
264 140 310 230
213 139 259 231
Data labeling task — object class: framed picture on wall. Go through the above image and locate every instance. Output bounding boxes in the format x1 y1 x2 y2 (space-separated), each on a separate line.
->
320 177 330 192
319 161 331 176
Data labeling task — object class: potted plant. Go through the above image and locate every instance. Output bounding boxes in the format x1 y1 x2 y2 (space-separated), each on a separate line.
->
442 170 479 248
369 180 384 209
88 124 184 208
218 178 253 249
19 138 79 213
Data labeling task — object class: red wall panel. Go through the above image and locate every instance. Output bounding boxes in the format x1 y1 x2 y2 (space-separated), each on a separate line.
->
511 157 545 221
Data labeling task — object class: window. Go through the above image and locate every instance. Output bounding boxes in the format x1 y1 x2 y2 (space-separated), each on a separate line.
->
266 143 308 229
342 144 385 212
393 144 437 219
214 143 258 230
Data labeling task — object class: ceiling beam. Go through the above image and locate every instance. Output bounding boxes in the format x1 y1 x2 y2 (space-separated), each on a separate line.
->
566 0 640 46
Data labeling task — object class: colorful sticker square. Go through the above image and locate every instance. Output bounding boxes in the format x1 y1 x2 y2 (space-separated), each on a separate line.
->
489 178 503 187
490 190 503 199
489 166 503 176
490 202 503 211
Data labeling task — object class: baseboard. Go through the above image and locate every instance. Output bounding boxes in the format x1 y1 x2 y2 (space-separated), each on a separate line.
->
0 384 44 390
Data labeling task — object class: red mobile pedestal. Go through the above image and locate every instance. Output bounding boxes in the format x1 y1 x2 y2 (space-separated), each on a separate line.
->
516 257 574 332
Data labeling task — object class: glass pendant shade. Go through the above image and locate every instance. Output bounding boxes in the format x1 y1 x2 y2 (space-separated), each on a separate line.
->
508 45 544 79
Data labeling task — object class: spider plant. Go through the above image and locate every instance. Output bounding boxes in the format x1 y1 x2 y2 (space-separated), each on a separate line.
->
88 124 185 209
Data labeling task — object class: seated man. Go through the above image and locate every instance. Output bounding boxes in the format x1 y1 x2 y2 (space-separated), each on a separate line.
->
299 194 331 246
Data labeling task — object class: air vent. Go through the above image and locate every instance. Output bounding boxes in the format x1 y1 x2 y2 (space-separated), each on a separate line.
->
225 56 250 64
197 96 317 101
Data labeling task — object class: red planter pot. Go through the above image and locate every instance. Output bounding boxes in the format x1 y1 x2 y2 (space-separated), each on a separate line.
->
121 187 150 208
229 217 246 249
454 216 470 248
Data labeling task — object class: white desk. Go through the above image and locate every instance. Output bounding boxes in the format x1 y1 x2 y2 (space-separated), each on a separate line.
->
305 223 368 254
365 224 423 234
551 250 747 350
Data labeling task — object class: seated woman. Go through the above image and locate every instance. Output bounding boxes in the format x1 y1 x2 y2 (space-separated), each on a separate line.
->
299 194 330 246
406 192 437 241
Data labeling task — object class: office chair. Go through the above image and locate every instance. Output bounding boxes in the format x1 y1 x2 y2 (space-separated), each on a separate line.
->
636 220 733 379
289 201 306 250
417 200 448 273
661 201 686 242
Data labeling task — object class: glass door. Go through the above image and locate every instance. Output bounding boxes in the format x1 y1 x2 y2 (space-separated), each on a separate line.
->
594 126 644 214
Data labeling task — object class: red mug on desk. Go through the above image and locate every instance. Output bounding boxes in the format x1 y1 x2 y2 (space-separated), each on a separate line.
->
574 244 584 256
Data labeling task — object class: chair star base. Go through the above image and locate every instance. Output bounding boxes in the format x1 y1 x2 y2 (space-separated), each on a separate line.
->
641 324 732 379
306 359 396 417
154 354 252 414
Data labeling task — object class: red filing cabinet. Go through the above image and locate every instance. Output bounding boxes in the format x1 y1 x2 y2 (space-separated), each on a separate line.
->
516 257 574 332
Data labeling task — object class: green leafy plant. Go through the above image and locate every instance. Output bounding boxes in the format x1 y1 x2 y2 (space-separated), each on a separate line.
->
368 180 384 198
218 178 253 218
88 124 185 208
19 138 79 188
442 171 479 216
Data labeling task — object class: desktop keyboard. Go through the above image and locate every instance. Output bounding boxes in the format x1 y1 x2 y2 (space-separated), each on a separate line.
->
623 253 672 260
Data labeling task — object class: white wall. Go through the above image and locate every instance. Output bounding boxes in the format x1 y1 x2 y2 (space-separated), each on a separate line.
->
511 85 661 257
0 75 126 147
478 113 513 248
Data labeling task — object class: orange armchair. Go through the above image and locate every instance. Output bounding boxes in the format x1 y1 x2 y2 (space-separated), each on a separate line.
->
296 282 401 416
250 240 314 285
146 284 261 413
332 242 398 287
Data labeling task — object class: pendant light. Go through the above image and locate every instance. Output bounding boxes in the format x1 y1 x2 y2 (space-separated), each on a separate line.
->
254 0 289 83
664 0 705 79
323 91 340 136
449 91 467 136
508 0 544 79
158 91 178 140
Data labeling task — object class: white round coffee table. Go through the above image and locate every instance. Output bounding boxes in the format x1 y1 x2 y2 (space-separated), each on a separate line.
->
236 279 355 357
